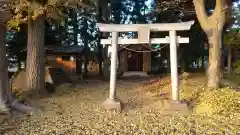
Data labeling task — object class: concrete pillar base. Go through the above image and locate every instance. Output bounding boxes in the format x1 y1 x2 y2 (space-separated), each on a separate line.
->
162 100 189 113
103 98 122 112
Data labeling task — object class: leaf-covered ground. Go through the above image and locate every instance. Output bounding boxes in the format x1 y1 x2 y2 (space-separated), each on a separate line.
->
1 74 240 135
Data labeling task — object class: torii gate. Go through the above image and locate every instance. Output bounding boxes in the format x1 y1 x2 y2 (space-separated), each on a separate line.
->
97 21 195 111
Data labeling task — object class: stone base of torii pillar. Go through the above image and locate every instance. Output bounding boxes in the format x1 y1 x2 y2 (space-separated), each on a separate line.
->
162 100 189 113
103 98 122 112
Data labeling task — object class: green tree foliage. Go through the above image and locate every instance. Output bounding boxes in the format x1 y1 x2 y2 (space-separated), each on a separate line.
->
224 29 240 47
231 2 240 27
78 8 98 75
153 0 202 73
224 29 240 74
5 24 27 68
186 22 208 69
45 21 61 46
8 0 95 94
7 0 96 28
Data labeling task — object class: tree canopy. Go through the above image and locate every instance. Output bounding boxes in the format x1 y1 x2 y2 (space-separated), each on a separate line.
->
7 0 96 29
224 29 240 47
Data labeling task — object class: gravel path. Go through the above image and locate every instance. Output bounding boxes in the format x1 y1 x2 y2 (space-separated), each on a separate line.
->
1 77 239 135
1 78 161 135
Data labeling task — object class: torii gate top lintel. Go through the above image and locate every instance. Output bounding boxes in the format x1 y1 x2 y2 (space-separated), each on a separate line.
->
97 20 195 45
97 20 195 32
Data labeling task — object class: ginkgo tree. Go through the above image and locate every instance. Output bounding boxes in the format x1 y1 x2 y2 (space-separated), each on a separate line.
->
0 0 95 113
192 0 235 88
8 0 95 94
156 0 234 88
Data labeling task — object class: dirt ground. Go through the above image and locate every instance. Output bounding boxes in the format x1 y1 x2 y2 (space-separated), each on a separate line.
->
1 75 239 135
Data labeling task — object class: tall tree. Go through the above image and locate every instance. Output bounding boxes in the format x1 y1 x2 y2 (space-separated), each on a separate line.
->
193 0 232 88
224 2 240 75
26 14 45 94
9 0 95 94
45 21 60 46
79 12 97 76
72 9 78 46
0 20 9 112
130 0 148 24
0 1 33 113
224 29 240 75
96 0 111 78
155 0 191 73
155 0 236 88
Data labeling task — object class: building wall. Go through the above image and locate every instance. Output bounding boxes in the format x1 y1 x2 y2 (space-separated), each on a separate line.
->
119 49 128 72
46 48 151 74
118 44 151 72
143 52 151 72
46 54 99 74
46 55 76 74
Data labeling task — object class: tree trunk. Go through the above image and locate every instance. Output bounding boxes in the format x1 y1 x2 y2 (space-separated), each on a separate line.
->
102 45 110 79
228 46 232 75
0 25 35 113
26 16 45 94
76 55 82 75
84 57 88 77
201 56 205 69
17 59 22 70
97 0 111 76
99 61 103 75
97 38 103 76
72 9 78 46
194 0 229 88
180 60 185 73
198 59 201 68
0 24 9 112
206 29 222 88
179 47 186 73
83 42 89 77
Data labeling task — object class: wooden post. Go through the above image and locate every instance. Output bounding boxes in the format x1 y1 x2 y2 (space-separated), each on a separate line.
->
109 31 118 99
169 30 179 101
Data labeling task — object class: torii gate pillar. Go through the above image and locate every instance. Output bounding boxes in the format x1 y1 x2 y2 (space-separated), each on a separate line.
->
102 31 122 112
169 30 179 101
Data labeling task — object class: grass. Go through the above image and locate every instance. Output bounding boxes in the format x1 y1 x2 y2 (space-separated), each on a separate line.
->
1 73 240 135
